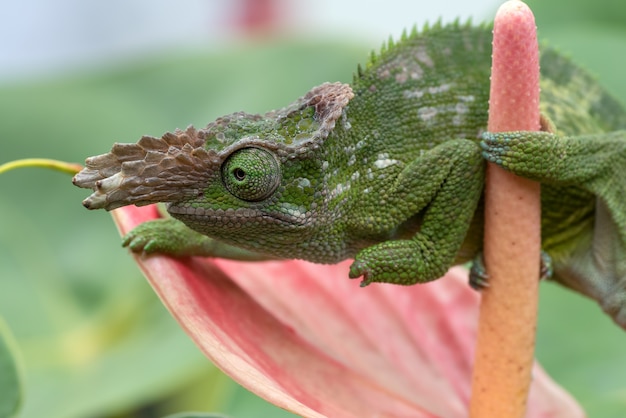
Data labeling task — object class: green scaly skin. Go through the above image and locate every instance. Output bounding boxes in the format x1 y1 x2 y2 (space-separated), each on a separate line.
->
73 22 626 330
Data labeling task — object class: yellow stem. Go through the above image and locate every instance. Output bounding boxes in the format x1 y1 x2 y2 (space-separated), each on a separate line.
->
0 159 82 176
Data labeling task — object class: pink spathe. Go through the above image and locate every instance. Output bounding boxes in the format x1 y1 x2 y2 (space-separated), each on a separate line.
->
112 204 583 418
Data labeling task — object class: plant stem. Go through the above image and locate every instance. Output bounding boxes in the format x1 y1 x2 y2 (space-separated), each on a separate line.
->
0 159 82 176
469 1 541 416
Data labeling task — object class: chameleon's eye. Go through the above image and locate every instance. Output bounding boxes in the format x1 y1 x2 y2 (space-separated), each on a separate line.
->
221 147 280 201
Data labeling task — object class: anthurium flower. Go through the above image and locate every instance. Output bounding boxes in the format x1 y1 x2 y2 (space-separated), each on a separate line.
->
113 205 584 418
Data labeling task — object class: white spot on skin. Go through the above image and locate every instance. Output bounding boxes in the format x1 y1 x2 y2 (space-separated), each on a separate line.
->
373 153 399 169
351 171 360 181
417 98 476 127
458 95 475 102
429 83 453 94
376 56 423 83
298 178 311 189
396 72 408 84
341 113 352 130
416 46 434 67
348 154 356 166
330 182 351 198
418 107 438 123
404 83 454 100
452 102 470 126
279 202 307 220
404 89 424 99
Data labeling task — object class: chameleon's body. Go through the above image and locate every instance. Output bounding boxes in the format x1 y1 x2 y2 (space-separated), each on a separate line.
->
74 22 626 329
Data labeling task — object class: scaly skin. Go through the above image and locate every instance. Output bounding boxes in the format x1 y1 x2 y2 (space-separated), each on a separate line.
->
73 22 626 329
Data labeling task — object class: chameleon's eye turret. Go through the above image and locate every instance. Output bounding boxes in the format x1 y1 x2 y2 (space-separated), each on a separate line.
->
221 147 281 202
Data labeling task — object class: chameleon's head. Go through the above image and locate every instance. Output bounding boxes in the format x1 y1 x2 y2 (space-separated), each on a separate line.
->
73 82 353 251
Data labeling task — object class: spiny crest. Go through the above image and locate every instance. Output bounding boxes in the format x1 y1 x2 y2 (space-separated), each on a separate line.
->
355 18 489 83
400 28 408 43
357 63 364 78
386 35 396 52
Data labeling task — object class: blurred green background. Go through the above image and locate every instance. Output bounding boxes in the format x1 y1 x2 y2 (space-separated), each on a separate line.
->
1 0 625 417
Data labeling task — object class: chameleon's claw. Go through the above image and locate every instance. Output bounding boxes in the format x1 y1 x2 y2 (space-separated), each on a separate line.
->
469 253 489 290
480 131 517 167
469 250 554 291
348 260 375 287
350 262 387 288
540 251 554 281
348 261 362 279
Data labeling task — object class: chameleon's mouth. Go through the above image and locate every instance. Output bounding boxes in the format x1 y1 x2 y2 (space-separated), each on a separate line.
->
167 203 312 228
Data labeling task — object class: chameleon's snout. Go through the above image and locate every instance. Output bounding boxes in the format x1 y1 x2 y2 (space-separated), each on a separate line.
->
73 126 219 211
71 175 97 210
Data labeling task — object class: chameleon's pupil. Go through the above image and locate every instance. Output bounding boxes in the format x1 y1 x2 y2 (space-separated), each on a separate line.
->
234 168 246 181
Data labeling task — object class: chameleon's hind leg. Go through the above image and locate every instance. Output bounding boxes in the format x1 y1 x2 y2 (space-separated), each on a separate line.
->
482 130 626 329
555 199 626 329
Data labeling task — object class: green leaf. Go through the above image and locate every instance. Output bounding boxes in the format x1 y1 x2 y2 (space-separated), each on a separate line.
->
0 318 23 418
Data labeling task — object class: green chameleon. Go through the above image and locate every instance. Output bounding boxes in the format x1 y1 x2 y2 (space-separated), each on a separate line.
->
73 22 626 330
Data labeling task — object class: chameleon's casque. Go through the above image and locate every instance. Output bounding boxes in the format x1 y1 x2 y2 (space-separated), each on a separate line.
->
74 22 626 330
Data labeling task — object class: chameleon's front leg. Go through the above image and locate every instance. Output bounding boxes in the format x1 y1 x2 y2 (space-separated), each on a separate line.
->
349 139 485 285
123 218 272 261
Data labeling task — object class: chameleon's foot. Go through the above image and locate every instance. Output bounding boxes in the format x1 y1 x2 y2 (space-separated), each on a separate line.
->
123 217 273 260
480 131 560 180
348 239 447 286
348 257 411 287
122 218 195 256
469 251 553 290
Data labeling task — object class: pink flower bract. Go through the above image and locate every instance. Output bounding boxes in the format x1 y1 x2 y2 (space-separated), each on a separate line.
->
112 205 584 418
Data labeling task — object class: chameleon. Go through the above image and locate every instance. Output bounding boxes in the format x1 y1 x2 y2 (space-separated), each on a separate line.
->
73 21 626 330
